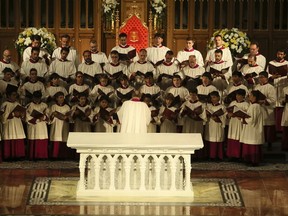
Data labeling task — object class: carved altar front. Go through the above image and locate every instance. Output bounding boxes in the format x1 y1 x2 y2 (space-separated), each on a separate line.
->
67 133 203 200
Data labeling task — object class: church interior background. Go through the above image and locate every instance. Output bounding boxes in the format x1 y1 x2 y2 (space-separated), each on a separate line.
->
1 0 288 215
0 0 287 63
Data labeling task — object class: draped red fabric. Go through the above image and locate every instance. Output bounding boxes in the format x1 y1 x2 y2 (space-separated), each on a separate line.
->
119 15 149 52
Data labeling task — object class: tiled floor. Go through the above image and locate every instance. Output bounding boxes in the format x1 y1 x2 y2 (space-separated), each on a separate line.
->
0 168 288 216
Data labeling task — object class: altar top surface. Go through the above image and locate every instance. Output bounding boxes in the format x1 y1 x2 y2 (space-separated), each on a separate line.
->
67 133 203 153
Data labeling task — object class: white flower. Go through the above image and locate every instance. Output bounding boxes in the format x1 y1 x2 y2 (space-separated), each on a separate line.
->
24 37 31 46
151 0 166 15
103 0 118 14
208 28 250 56
15 27 57 56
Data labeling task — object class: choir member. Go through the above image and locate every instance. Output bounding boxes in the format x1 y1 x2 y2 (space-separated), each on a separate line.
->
157 50 181 91
22 35 50 65
49 47 77 87
176 37 204 67
45 73 68 105
204 91 226 160
205 34 233 69
20 47 48 81
115 74 134 107
52 34 80 67
240 90 265 165
254 71 276 150
281 85 288 150
223 71 249 105
146 33 170 66
90 74 116 105
226 89 250 159
109 32 138 64
0 68 19 101
26 91 49 160
158 93 178 133
206 49 231 95
103 50 128 89
142 93 158 133
267 49 288 131
49 91 72 159
94 95 117 133
139 72 162 107
68 71 90 105
1 88 26 160
84 39 108 65
71 92 93 132
181 55 205 90
78 50 103 87
165 74 189 107
117 90 151 133
179 88 206 134
196 72 218 104
242 41 266 70
240 54 263 89
128 49 156 88
0 49 20 80
19 68 46 105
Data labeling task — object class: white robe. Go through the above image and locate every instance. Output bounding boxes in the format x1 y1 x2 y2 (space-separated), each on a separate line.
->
20 59 48 78
1 101 26 140
267 60 288 107
52 47 80 67
180 100 206 134
165 86 189 101
26 102 49 139
109 45 138 62
93 106 116 133
205 47 233 68
240 103 264 145
196 84 218 98
49 59 77 80
78 61 103 78
71 104 93 132
81 51 108 65
243 53 266 70
159 105 178 133
0 60 20 80
176 49 204 66
207 61 231 92
147 105 158 133
227 101 250 140
204 103 226 142
128 61 156 86
23 47 50 62
20 81 46 104
182 64 205 79
117 100 151 133
254 83 276 125
49 103 70 142
146 45 170 65
281 86 288 126
157 62 180 90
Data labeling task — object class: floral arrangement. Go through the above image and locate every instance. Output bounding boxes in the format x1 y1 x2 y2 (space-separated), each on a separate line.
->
15 27 57 56
150 0 166 15
207 28 251 57
102 0 119 14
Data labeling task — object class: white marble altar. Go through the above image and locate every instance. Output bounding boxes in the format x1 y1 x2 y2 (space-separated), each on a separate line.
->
67 133 203 199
